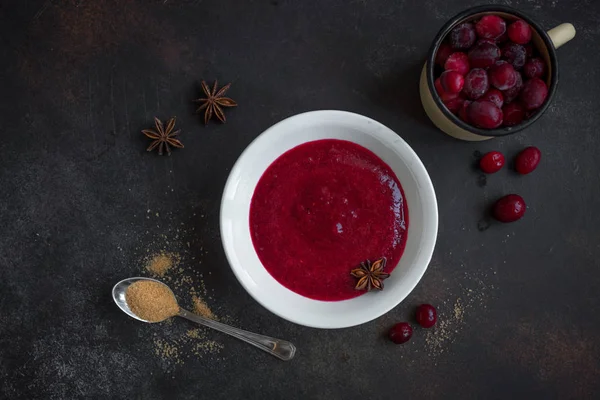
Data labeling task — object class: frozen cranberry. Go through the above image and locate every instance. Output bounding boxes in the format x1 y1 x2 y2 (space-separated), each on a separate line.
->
493 194 526 223
416 304 437 328
480 88 504 108
476 15 507 39
435 78 458 102
468 42 501 69
502 43 527 70
523 57 546 79
459 100 471 123
435 42 454 66
444 52 470 75
515 146 541 174
502 102 526 126
524 43 534 57
440 70 465 93
463 68 489 100
445 94 466 114
479 151 505 173
507 20 532 44
489 62 517 90
389 322 413 344
467 100 503 129
520 78 548 110
450 22 476 50
477 38 496 46
501 71 523 104
495 30 508 43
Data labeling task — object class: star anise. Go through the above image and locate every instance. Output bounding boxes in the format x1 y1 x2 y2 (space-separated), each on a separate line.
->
350 258 390 291
142 117 184 156
194 80 237 125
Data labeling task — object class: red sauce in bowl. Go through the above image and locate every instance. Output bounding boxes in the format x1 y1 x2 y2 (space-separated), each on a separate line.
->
249 139 408 301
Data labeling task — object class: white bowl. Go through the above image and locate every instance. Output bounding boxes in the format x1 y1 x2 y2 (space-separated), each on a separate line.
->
220 110 438 329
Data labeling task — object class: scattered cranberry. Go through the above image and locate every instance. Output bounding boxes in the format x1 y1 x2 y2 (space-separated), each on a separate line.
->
489 62 517 90
507 19 532 44
475 15 506 39
493 194 526 223
467 100 503 129
450 22 476 49
502 42 527 70
416 304 438 328
520 78 548 110
515 146 541 174
440 70 465 93
523 57 546 79
502 102 526 126
468 42 501 68
480 88 504 108
463 68 489 100
479 151 505 173
501 71 523 104
435 42 454 66
459 100 471 122
444 52 470 75
389 322 413 344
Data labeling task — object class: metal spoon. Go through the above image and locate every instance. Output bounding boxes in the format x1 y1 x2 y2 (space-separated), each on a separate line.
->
112 277 296 361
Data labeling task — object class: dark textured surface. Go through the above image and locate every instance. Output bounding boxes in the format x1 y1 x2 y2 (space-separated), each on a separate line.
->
1 0 599 399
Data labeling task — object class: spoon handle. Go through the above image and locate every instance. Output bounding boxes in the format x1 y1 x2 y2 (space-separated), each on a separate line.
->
178 308 296 361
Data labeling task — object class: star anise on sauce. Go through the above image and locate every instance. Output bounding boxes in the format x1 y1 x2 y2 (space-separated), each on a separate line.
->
194 80 237 125
350 257 390 291
142 117 184 156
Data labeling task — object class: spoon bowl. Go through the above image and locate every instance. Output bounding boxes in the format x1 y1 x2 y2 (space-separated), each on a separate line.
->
112 277 172 323
112 277 296 360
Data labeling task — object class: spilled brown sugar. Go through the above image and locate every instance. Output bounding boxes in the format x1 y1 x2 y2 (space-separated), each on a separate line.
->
126 280 179 322
145 252 179 277
192 295 217 320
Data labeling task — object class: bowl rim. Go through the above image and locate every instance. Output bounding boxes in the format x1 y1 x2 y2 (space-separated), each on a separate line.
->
219 110 438 328
427 4 559 137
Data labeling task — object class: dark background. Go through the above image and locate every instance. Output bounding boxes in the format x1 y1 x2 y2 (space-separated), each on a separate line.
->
1 0 599 399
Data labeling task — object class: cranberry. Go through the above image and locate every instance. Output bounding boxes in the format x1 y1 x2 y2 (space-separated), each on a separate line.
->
463 68 489 100
524 43 534 57
501 71 523 104
502 102 526 126
480 88 504 108
416 304 437 328
477 38 496 46
523 57 546 79
444 52 470 75
468 42 501 69
493 194 526 223
475 15 507 39
467 100 503 129
507 20 532 44
495 30 508 43
479 151 505 173
450 22 476 50
435 78 459 102
444 94 466 114
435 42 454 66
502 43 527 70
489 62 517 90
459 100 471 123
515 146 541 174
389 322 413 344
440 70 465 93
520 78 548 110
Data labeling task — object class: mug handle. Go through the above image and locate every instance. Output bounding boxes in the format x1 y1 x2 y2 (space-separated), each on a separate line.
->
547 23 576 49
